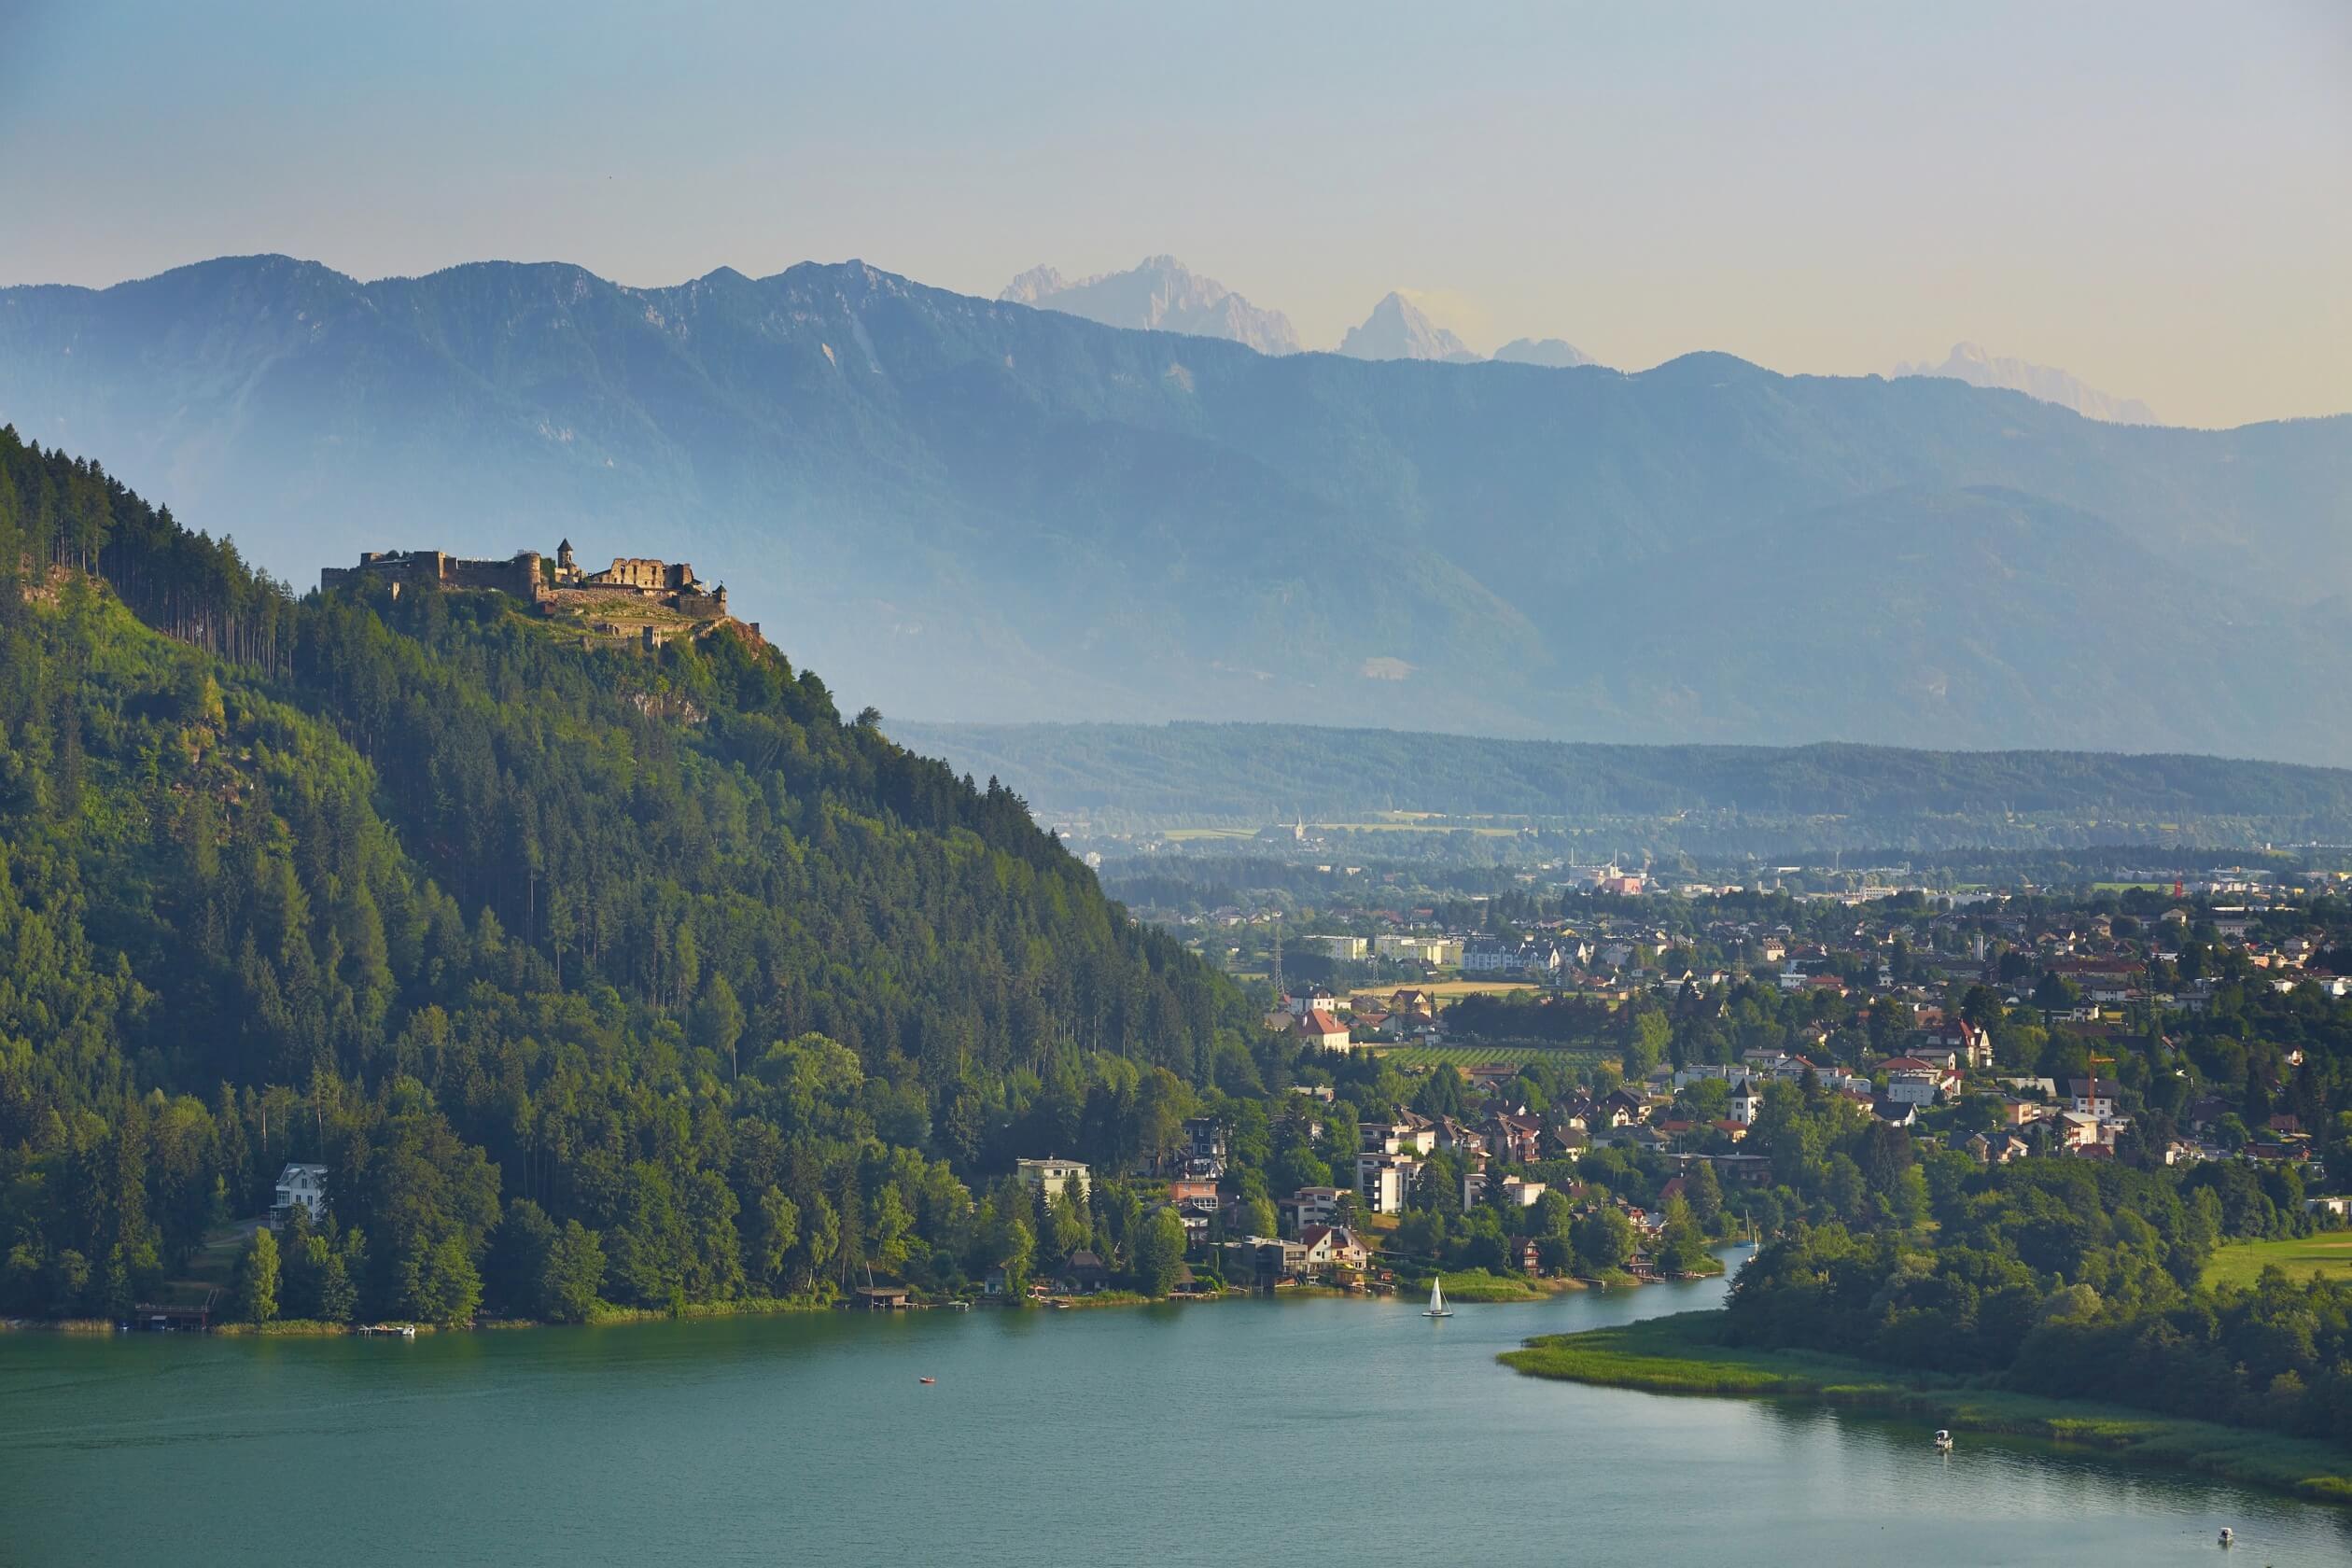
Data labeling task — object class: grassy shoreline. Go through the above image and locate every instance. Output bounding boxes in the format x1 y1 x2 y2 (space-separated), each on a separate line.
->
1501 1309 2352 1505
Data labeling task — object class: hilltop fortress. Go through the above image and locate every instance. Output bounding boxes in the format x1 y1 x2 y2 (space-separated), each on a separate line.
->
321 540 747 639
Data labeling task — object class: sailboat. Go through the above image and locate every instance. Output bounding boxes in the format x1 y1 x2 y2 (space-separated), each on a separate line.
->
1423 1278 1452 1318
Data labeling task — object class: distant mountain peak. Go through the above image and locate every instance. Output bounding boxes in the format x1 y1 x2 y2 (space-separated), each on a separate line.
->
998 256 1301 355
1001 263 1069 304
1895 341 2159 426
1492 336 1596 370
1337 292 1479 363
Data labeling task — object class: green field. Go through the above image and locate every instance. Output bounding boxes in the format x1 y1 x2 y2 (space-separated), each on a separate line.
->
2202 1234 2352 1291
1502 1309 2352 1505
1373 1043 1609 1071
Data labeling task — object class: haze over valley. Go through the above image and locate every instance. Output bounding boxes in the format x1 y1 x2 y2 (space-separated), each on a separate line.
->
6 252 2347 762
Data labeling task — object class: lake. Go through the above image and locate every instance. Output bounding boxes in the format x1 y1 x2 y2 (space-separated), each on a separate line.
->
5 1259 2348 1566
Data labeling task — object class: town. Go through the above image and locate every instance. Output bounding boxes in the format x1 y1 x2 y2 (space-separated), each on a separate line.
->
966 861 2352 1301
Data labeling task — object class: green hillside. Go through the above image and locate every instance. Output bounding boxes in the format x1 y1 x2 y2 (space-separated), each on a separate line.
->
3 257 2348 756
0 430 1253 1324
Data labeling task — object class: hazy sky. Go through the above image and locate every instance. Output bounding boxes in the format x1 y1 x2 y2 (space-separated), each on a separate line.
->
4 1 2346 427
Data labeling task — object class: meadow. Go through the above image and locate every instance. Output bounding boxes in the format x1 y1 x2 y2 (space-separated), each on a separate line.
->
2202 1233 2352 1291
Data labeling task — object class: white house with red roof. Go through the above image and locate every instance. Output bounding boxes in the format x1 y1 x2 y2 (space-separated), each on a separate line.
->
1293 1010 1351 1051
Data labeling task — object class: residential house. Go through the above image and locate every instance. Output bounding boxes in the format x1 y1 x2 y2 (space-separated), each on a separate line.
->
1486 1112 1544 1164
2056 1112 2112 1151
2067 1079 2121 1118
1434 1116 1489 1155
1362 1119 1436 1156
1389 987 1438 1018
1879 1057 1957 1106
1281 1185 1346 1234
1493 1174 1547 1208
273 1163 330 1226
1293 1010 1352 1052
1296 1225 1369 1277
1017 1157 1092 1201
1925 1019 1992 1070
1169 1176 1223 1245
1057 1250 1113 1295
1286 985 1342 1018
1183 1117 1229 1168
1463 937 1517 974
1599 1089 1648 1127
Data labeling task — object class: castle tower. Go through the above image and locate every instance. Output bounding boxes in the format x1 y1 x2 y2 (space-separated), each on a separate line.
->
554 538 579 583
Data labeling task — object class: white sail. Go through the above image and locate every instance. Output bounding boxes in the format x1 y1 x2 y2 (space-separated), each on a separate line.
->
1425 1278 1448 1315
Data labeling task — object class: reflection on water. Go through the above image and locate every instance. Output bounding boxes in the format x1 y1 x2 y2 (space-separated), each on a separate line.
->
4 1263 2347 1567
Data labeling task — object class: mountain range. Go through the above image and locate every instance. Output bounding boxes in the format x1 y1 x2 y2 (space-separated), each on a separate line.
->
1896 342 2159 426
1001 256 1302 355
1001 259 1599 369
3 254 2349 760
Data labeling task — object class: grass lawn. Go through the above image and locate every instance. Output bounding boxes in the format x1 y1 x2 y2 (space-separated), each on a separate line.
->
153 1218 259 1309
2203 1234 2352 1291
1502 1309 2352 1505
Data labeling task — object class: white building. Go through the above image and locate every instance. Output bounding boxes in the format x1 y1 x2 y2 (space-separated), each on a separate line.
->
1462 938 1515 974
1356 1154 1418 1215
1016 1157 1092 1201
273 1163 330 1226
1293 1011 1352 1052
1375 935 1463 967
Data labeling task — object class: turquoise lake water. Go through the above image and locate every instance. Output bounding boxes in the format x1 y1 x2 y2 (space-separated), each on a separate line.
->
5 1259 2348 1566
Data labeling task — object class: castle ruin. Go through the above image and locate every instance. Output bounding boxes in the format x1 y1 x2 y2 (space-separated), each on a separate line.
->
321 539 730 620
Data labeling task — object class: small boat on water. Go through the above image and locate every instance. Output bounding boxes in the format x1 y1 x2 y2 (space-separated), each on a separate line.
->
2218 1527 2233 1547
1932 1429 1953 1452
1422 1279 1452 1319
918 1377 935 1385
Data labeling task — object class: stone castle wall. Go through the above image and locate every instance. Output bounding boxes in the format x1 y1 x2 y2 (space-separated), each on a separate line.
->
323 546 727 623
321 549 545 601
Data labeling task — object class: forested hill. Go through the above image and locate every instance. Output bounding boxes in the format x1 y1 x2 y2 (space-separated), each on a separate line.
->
5 256 2350 758
890 721 2352 852
0 429 1255 1325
